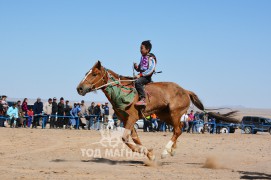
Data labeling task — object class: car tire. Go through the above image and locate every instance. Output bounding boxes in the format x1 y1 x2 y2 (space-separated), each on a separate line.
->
229 128 235 133
220 127 229 134
244 126 252 134
134 123 139 130
253 130 257 134
269 128 271 135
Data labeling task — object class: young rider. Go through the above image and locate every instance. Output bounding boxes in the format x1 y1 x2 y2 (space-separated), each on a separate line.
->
134 40 156 106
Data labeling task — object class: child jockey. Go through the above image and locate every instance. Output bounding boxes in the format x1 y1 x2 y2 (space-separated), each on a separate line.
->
134 40 156 106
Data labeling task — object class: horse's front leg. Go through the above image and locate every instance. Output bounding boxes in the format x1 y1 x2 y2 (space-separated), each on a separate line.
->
131 127 155 160
122 121 155 161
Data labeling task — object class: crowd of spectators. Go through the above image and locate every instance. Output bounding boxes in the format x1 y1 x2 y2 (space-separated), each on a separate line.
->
0 95 114 130
1 95 220 133
180 110 217 133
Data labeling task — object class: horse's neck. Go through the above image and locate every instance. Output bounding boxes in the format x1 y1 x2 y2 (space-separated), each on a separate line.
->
106 69 134 84
102 68 135 109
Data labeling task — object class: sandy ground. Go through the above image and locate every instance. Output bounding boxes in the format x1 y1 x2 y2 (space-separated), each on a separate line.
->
0 127 270 180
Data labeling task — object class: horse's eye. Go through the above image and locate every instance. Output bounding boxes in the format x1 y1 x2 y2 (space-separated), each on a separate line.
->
93 73 97 76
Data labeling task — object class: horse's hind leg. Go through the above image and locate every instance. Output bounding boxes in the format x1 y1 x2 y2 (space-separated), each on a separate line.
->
161 110 185 159
170 122 184 156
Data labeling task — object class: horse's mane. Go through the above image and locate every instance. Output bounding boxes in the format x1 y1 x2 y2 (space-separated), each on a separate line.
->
105 67 135 80
118 75 135 80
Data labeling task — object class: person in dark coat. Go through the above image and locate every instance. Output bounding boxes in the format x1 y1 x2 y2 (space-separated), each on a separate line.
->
64 100 72 128
57 97 65 128
50 97 58 129
32 98 43 128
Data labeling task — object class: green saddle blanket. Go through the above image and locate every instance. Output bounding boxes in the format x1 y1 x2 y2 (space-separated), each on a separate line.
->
105 84 136 111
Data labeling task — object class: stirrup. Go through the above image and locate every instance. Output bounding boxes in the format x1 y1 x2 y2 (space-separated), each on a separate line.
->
135 99 146 106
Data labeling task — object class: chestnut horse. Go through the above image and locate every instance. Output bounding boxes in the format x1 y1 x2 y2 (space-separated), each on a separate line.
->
77 61 238 160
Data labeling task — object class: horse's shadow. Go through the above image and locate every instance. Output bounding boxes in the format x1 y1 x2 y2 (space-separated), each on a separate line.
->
81 158 144 166
238 171 271 179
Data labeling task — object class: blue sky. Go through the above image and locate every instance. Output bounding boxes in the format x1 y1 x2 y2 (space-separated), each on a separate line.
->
0 0 270 108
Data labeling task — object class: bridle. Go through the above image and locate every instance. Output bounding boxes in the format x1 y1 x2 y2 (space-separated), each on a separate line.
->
83 68 108 91
84 67 136 91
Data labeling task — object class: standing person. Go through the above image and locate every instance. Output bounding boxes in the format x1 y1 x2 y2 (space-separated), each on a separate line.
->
151 114 158 131
64 100 72 129
187 110 194 133
7 102 18 128
87 102 95 130
103 102 110 124
203 113 209 133
17 100 24 127
57 97 65 128
32 98 43 128
22 98 28 127
27 108 34 128
0 100 4 126
112 112 119 128
0 99 4 116
181 111 189 132
22 98 28 114
43 98 52 129
1 95 8 115
70 102 81 129
133 40 157 106
80 100 88 129
50 97 58 129
94 103 101 130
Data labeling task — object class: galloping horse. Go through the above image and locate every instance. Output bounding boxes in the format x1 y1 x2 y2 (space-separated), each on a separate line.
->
77 61 238 161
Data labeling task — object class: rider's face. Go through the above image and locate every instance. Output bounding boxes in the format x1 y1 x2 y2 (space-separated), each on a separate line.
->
140 45 149 56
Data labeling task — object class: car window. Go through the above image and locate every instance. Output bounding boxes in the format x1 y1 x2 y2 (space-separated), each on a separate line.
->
252 117 259 123
243 116 251 122
259 118 266 124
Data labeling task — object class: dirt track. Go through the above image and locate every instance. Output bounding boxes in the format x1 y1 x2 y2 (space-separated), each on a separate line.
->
0 128 270 180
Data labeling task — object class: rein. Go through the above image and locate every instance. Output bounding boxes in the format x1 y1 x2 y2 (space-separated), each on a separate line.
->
89 68 136 91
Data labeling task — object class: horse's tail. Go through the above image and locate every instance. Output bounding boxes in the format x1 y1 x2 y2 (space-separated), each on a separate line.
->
186 90 240 123
186 90 205 111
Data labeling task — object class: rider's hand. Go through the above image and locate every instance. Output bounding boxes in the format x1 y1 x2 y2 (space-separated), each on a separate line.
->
133 63 138 69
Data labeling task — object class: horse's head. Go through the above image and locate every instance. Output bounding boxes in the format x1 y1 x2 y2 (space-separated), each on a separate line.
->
77 61 107 96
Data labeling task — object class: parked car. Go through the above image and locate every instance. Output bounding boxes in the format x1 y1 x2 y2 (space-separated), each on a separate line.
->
134 119 144 129
216 122 239 133
241 116 271 134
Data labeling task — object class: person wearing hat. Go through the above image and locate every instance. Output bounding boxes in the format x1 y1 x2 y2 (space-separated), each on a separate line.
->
7 102 19 128
70 102 81 129
102 102 110 124
32 98 43 128
87 102 95 130
56 97 65 128
64 100 72 129
50 97 58 129
42 98 52 129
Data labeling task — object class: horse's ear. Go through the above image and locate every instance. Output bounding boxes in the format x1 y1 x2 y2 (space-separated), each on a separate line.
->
97 60 102 69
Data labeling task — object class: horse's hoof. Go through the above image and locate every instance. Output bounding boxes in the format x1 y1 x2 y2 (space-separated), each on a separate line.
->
161 153 167 159
170 150 176 157
148 155 156 161
161 149 169 159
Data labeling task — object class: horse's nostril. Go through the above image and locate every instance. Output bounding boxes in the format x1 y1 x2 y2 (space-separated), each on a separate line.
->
77 87 84 94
